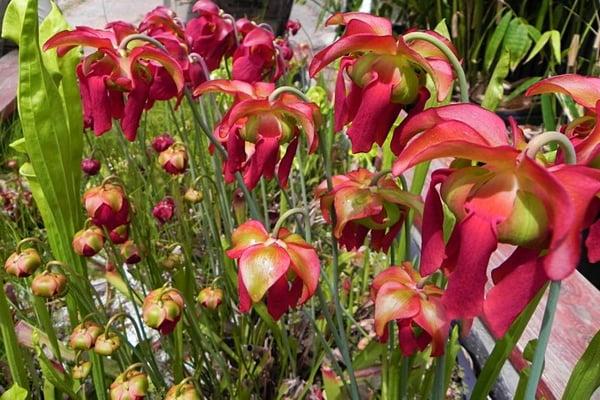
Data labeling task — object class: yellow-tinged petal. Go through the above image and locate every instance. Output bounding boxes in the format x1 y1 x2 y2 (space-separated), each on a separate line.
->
239 244 290 303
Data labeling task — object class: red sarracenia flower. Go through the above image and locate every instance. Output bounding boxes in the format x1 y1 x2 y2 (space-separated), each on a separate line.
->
309 12 457 153
371 262 448 356
185 0 237 71
226 220 320 320
194 80 321 190
232 26 288 83
526 74 600 166
392 103 600 336
315 168 422 252
44 24 184 141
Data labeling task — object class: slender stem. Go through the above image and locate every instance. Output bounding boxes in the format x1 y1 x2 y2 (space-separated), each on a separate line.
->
524 131 577 164
118 34 166 52
399 355 409 400
317 116 361 399
184 89 228 159
522 130 575 399
523 280 561 400
268 86 312 103
431 348 447 400
272 207 308 238
370 169 391 186
234 173 262 221
403 32 469 103
0 281 29 387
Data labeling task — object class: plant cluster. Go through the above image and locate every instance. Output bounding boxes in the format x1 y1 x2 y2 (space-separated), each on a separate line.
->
1 0 600 399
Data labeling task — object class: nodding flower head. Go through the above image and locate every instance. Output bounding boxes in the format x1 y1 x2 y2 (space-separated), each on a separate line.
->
226 220 320 320
371 262 448 356
142 287 185 335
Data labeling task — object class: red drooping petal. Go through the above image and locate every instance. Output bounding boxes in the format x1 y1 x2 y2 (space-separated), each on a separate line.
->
43 26 116 56
325 12 393 36
128 46 185 94
573 102 600 165
284 235 320 304
370 219 404 252
374 282 421 337
309 34 397 77
586 218 600 263
227 220 269 259
193 79 259 99
243 135 281 190
397 320 423 356
346 78 401 153
120 75 151 141
267 275 292 320
334 57 359 132
543 164 600 279
393 140 517 176
391 103 509 155
442 213 498 320
420 169 453 276
483 248 547 338
526 74 600 110
338 222 370 251
277 137 299 188
237 271 252 313
87 75 113 136
413 297 448 356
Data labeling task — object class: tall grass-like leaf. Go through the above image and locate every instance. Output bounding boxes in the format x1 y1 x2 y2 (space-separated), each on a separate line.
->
503 18 532 71
482 49 510 111
562 328 600 400
484 12 512 71
525 31 552 63
470 285 546 399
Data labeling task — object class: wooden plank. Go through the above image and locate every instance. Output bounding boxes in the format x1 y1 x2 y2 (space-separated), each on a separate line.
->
0 50 18 121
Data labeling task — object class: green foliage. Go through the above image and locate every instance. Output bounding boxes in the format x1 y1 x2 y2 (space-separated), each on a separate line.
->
0 385 28 400
562 328 600 400
470 285 547 399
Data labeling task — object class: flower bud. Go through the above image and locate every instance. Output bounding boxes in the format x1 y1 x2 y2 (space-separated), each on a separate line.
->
83 183 130 230
152 197 176 224
120 240 141 265
69 321 103 351
197 287 223 310
165 382 200 400
151 134 175 153
4 248 42 278
31 272 67 298
160 252 184 270
110 367 148 400
183 188 203 204
142 288 184 335
72 360 92 380
72 226 105 257
94 332 121 356
109 224 129 244
158 144 188 175
81 158 101 176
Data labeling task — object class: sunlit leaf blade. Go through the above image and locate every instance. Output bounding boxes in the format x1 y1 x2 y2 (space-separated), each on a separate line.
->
562 328 600 400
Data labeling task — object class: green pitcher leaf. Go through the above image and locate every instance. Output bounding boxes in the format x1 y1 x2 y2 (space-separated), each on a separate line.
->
562 328 600 400
0 384 28 400
503 18 532 71
15 0 85 279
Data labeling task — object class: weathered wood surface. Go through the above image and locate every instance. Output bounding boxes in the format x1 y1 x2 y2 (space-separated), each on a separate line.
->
0 50 18 121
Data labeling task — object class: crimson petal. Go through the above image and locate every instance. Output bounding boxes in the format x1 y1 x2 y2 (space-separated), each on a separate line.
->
442 213 498 320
